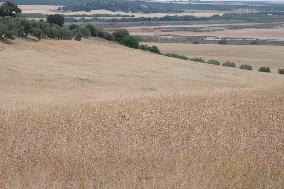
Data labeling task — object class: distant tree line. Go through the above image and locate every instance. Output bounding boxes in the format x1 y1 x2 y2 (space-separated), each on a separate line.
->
0 2 160 54
108 12 284 22
60 1 284 13
9 0 284 12
28 12 284 24
59 1 191 13
10 0 123 6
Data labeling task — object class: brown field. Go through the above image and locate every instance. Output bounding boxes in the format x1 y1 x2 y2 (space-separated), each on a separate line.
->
19 5 59 14
0 38 283 188
145 42 284 71
127 23 284 40
19 5 223 17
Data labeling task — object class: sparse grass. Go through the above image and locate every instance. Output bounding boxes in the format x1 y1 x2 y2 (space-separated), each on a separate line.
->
207 59 220 65
258 66 271 73
164 52 189 60
190 57 205 63
222 61 236 68
0 89 283 188
279 69 284 74
240 64 253 70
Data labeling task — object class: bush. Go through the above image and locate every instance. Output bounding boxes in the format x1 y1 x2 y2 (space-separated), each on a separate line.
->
258 66 271 73
190 57 205 63
149 46 160 54
96 29 113 40
0 2 22 17
118 35 139 49
240 64 253 70
165 53 189 60
85 24 97 37
140 44 161 54
278 69 284 75
251 40 259 45
218 39 228 45
112 29 129 39
69 24 79 30
222 61 236 67
47 14 64 27
0 17 19 40
207 59 220 65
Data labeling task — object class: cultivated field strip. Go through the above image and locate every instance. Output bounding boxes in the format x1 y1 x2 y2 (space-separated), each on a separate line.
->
0 88 283 188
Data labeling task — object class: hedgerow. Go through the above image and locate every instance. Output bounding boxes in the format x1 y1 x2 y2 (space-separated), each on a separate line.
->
165 53 189 60
207 59 220 65
191 57 205 63
222 61 236 68
258 66 271 73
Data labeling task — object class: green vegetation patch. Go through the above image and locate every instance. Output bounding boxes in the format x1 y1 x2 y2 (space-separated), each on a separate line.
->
190 57 205 63
240 64 253 70
278 69 284 75
140 45 161 54
207 59 220 65
258 66 271 73
165 53 189 60
222 61 236 68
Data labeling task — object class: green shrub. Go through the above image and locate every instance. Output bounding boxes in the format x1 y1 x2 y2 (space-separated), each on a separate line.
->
218 39 228 45
240 64 253 70
190 57 204 63
207 59 220 65
165 53 189 60
140 44 161 54
222 61 236 67
69 24 79 30
112 29 129 39
148 45 160 54
118 35 139 49
278 69 284 75
258 66 271 73
0 2 21 17
85 24 97 37
47 14 64 27
251 40 259 45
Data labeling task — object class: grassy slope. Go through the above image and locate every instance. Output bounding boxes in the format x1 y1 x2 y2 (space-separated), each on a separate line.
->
0 38 283 188
1 38 283 104
145 42 284 72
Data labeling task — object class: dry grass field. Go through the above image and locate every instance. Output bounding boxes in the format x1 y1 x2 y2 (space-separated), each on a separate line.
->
0 38 283 188
128 24 284 40
145 42 284 72
19 5 59 14
19 5 223 17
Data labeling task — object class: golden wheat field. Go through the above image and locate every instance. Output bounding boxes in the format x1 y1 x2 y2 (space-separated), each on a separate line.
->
0 38 284 188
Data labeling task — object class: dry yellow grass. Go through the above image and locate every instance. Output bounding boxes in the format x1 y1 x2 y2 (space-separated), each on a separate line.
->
129 25 284 40
19 5 223 17
0 88 283 188
0 39 283 188
145 42 284 72
1 38 283 104
19 5 59 14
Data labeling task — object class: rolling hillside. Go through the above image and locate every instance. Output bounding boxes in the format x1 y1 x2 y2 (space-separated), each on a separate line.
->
1 38 283 104
0 38 283 188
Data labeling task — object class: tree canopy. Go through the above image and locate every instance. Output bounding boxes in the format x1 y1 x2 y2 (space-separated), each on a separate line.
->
47 14 64 27
0 2 22 17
